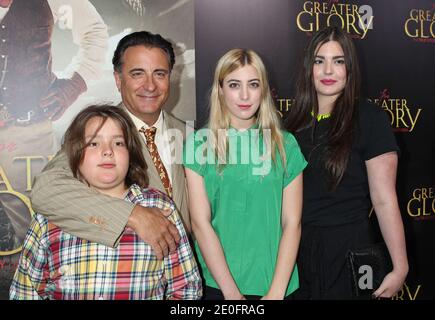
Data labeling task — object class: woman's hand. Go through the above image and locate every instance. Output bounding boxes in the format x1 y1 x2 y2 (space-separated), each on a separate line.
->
373 267 408 298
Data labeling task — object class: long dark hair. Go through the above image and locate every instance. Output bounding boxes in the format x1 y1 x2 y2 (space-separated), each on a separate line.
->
285 26 361 190
63 104 149 188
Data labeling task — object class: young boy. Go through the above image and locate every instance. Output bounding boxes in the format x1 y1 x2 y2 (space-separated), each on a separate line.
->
10 105 202 300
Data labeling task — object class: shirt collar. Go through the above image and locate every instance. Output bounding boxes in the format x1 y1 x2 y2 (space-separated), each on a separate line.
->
0 7 10 21
124 108 165 133
310 111 331 122
227 123 260 137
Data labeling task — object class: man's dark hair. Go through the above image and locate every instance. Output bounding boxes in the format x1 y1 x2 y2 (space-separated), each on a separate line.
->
112 31 175 72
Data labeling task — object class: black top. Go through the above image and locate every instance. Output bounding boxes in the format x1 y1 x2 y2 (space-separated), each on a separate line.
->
295 101 399 226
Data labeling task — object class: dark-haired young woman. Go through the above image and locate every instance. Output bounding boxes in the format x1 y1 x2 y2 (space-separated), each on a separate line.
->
285 26 408 300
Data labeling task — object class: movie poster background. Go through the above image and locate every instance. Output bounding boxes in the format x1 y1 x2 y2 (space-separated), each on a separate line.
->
0 0 195 299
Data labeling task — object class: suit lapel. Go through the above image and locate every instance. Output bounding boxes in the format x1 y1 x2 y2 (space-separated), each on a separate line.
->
164 111 186 206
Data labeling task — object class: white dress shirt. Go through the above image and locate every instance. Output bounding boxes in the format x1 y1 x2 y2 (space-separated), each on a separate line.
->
126 109 173 183
0 8 7 20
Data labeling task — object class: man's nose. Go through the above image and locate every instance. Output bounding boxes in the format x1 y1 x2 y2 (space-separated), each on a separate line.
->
142 74 157 92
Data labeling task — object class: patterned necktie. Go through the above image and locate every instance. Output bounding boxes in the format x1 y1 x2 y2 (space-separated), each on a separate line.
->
140 126 172 197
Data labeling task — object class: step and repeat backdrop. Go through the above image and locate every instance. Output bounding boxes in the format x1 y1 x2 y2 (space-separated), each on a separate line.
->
0 0 195 299
195 0 434 299
0 0 433 300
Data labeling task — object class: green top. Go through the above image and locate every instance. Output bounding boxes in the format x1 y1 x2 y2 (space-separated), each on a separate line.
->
183 126 307 296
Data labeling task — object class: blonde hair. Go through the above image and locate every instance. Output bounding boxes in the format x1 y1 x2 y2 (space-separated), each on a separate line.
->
207 48 285 167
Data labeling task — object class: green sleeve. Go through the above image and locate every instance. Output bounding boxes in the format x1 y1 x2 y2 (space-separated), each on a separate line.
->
283 132 308 187
183 129 212 177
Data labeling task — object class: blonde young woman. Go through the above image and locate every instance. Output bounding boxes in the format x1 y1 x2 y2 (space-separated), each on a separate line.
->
183 49 307 300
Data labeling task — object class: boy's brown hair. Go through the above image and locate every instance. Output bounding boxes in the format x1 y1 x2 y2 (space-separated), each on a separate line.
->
63 104 148 188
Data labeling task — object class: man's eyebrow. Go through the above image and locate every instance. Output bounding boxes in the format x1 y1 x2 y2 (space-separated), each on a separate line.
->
154 68 169 73
128 68 145 73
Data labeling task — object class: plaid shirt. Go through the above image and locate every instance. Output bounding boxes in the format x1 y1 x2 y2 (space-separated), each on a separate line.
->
10 185 202 300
